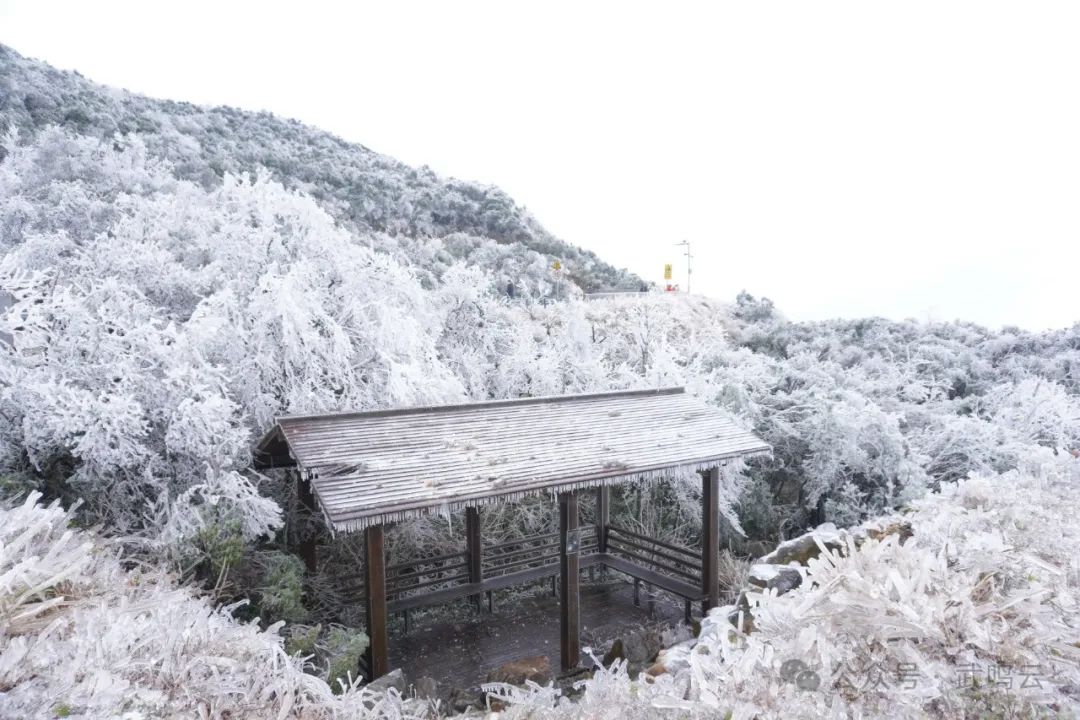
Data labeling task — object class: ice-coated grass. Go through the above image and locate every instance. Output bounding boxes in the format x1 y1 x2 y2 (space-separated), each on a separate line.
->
0 492 436 720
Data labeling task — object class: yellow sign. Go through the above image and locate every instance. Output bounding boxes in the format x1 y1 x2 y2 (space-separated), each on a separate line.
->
664 263 673 280
553 260 562 271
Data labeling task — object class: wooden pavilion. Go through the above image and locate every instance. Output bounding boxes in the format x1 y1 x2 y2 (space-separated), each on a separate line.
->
254 387 769 679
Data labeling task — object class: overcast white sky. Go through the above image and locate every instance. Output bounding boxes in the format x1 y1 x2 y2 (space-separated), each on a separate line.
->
2 1 1078 329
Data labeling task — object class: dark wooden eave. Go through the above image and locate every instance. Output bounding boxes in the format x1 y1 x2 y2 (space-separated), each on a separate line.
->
252 387 770 533
252 426 297 470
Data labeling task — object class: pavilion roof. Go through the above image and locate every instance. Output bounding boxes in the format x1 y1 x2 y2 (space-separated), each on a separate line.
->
254 387 770 533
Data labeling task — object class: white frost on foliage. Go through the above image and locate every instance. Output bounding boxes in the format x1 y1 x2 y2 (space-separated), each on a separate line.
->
11 128 1075 553
494 456 1080 719
0 492 433 720
0 127 766 552
0 131 469 543
158 468 284 546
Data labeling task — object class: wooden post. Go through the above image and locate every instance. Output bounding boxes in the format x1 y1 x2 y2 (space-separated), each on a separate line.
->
364 524 389 679
559 491 580 672
596 486 610 553
466 506 482 611
297 472 318 574
702 466 721 612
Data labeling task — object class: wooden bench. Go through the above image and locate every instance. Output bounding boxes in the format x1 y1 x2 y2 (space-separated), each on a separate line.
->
598 553 704 602
387 552 702 624
388 553 604 613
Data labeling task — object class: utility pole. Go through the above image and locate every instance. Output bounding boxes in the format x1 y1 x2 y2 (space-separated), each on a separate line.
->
674 240 692 294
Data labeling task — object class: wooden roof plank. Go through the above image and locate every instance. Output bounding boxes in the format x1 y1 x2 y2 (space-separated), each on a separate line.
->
256 387 770 533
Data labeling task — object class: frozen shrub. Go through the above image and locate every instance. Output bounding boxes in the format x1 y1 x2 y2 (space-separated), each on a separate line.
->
258 551 307 623
324 626 370 693
0 492 424 720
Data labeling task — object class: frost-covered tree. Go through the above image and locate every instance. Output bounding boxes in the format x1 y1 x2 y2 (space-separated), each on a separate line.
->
0 44 642 294
0 132 465 556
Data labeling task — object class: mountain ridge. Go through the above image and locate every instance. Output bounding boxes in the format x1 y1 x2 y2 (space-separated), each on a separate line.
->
0 43 641 293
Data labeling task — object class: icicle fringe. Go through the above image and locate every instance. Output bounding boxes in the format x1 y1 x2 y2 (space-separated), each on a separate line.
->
317 455 763 535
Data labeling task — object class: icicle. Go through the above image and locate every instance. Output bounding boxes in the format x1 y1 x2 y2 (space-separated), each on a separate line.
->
323 454 761 533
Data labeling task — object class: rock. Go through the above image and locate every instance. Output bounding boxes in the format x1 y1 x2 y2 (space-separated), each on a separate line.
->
742 540 774 558
863 519 914 544
644 661 667 677
757 523 845 566
412 675 439 701
366 667 407 695
661 625 694 647
486 655 552 685
748 563 803 595
650 638 697 676
601 638 625 666
622 627 664 664
449 686 486 714
555 668 591 700
698 604 753 640
747 563 777 587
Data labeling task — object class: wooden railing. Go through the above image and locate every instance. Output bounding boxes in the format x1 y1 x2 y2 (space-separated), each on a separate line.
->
483 527 597 578
328 527 601 603
386 549 472 599
605 526 702 587
331 547 472 603
329 523 705 630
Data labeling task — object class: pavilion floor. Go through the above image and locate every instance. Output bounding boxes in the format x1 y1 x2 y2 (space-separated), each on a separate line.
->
387 575 688 703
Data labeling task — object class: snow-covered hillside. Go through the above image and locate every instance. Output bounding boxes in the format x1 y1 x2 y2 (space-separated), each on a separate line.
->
0 44 640 294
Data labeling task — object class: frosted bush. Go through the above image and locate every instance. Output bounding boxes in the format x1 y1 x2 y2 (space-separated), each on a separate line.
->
0 492 433 720
496 456 1080 720
0 132 469 544
979 377 1080 450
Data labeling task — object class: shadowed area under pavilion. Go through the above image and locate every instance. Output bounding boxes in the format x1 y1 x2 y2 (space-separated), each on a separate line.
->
389 577 687 703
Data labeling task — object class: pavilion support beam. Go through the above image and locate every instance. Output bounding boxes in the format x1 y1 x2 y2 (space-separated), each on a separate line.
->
701 466 721 614
364 524 390 679
297 472 318 575
559 491 580 673
596 486 610 553
466 506 483 611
